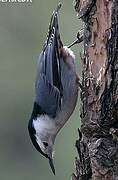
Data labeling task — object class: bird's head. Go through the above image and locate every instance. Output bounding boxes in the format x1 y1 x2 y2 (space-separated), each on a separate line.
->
28 110 56 175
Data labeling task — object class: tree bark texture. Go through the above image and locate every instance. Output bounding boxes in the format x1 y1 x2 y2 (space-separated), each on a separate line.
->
72 0 118 179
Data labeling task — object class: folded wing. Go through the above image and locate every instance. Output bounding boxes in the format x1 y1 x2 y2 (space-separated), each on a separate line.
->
35 4 63 117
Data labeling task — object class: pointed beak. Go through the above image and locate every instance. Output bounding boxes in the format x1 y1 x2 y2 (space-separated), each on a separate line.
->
48 157 55 175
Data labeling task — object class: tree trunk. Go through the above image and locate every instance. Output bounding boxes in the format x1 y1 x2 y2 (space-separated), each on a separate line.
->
72 0 118 179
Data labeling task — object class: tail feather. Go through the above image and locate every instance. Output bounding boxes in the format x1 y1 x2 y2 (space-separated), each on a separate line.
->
44 3 62 50
41 3 63 94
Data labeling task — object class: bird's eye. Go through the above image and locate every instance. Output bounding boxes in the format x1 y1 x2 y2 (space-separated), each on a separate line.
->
43 142 48 148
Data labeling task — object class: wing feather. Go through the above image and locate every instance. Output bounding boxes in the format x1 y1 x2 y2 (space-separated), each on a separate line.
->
35 4 63 117
35 73 61 117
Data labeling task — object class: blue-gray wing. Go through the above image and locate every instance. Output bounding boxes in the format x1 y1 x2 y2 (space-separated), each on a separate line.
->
35 73 61 117
35 4 63 117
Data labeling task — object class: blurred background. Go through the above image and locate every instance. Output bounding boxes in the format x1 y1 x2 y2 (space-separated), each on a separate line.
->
0 0 83 179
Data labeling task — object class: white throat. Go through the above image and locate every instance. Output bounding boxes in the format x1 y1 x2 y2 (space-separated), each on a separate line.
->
33 115 56 153
33 115 56 134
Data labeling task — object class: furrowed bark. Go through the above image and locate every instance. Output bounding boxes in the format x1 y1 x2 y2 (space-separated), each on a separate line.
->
72 0 118 179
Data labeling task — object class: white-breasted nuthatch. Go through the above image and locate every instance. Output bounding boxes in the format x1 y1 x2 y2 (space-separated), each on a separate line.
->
28 3 82 175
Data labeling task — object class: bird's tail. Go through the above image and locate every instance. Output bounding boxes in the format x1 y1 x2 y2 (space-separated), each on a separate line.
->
44 3 63 49
40 3 63 95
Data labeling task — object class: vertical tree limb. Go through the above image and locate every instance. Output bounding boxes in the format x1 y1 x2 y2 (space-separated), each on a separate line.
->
72 0 118 179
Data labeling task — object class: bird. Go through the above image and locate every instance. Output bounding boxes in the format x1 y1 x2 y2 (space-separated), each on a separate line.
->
28 3 81 175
